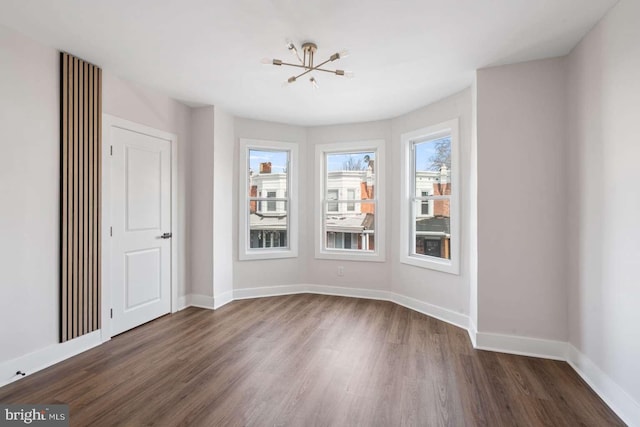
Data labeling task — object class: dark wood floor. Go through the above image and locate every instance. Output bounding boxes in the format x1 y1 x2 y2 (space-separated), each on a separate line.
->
0 294 623 426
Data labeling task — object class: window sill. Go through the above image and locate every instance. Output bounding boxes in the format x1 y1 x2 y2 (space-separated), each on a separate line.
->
315 250 385 263
239 249 298 261
400 254 459 274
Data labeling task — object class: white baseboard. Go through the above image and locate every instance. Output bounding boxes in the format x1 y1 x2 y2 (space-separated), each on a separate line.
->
177 295 189 311
188 294 216 309
309 284 389 301
467 319 478 348
0 330 102 388
213 290 234 309
567 345 640 427
390 292 469 330
233 284 308 300
474 332 567 361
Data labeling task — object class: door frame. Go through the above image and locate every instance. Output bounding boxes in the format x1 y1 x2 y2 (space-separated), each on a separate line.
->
101 114 179 342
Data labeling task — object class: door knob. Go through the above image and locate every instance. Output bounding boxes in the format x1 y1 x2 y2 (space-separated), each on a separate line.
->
160 232 172 239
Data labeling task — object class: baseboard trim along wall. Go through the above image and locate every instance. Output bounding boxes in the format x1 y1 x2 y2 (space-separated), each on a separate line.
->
187 294 216 310
0 330 102 388
567 345 640 427
474 332 568 361
213 291 234 309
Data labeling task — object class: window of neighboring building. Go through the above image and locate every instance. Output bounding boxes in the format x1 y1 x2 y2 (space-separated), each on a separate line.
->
267 191 277 212
327 189 339 212
400 119 459 274
239 139 298 260
315 140 385 262
347 189 356 211
421 191 430 215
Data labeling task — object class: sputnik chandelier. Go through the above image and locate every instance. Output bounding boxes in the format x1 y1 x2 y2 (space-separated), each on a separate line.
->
262 41 353 88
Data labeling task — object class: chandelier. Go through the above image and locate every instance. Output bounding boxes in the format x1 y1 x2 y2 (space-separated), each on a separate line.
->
262 41 354 87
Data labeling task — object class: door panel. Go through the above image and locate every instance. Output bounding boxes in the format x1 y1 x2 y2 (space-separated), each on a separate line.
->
126 146 162 231
125 248 161 310
111 126 171 336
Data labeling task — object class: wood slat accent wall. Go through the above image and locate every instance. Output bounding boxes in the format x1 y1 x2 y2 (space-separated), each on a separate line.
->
60 52 102 342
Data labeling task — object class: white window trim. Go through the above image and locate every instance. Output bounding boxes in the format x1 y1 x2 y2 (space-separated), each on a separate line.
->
400 119 460 274
239 138 298 260
315 139 386 262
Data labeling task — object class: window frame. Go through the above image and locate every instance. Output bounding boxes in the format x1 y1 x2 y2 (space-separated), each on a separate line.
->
400 119 460 274
315 139 385 262
239 138 298 260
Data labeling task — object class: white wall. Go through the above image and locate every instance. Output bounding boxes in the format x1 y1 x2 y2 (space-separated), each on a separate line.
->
212 107 234 302
0 24 193 367
189 107 214 297
233 118 308 289
567 0 640 414
390 89 472 315
469 78 479 332
0 24 60 363
476 58 568 341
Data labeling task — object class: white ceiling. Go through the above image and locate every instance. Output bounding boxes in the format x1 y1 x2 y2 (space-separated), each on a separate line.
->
0 0 616 126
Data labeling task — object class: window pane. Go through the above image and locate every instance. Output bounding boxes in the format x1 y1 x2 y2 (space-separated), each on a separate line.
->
414 213 450 259
414 136 452 198
347 189 356 211
325 201 375 251
267 191 276 211
420 191 430 216
326 152 375 201
248 149 288 200
327 189 339 212
249 201 288 249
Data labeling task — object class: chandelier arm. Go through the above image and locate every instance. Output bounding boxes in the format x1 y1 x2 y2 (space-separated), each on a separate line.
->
279 62 309 70
309 57 333 71
292 67 315 80
314 68 341 74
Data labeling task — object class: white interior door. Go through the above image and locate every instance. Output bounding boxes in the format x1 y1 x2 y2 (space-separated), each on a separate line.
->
111 125 172 336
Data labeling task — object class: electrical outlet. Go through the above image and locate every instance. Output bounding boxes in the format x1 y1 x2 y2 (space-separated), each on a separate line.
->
337 266 344 277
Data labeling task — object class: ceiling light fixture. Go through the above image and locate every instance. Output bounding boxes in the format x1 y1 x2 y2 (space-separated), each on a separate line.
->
262 41 353 88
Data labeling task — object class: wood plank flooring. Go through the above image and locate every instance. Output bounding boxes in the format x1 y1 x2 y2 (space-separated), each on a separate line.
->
0 294 624 426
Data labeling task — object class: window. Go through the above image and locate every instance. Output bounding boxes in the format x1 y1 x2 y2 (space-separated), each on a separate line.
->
327 189 339 212
421 191 430 215
239 139 298 260
400 119 459 274
347 189 356 211
266 191 277 212
315 140 385 261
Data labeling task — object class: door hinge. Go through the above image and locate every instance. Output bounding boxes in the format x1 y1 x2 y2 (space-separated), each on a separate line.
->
110 145 113 156
110 226 113 237
110 309 113 319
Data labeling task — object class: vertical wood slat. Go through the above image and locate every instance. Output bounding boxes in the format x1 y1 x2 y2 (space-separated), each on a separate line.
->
61 53 102 342
61 56 68 343
67 55 73 342
97 68 102 330
73 56 78 340
88 65 93 334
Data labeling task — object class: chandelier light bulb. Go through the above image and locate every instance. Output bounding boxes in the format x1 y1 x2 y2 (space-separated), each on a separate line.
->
338 49 350 59
260 57 272 64
310 77 319 89
345 71 355 79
